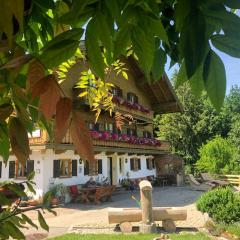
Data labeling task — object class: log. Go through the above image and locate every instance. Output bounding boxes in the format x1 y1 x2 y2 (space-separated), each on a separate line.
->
139 180 153 224
108 207 187 224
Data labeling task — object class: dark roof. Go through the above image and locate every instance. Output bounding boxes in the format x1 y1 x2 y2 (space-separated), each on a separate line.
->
126 56 183 114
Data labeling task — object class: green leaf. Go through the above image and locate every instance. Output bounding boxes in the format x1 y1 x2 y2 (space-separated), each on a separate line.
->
211 34 240 58
0 124 10 163
8 184 26 197
203 50 226 111
27 171 35 181
180 11 208 78
224 0 240 9
94 12 113 63
147 18 169 46
22 213 38 229
32 0 55 10
38 210 49 231
132 27 155 79
176 62 188 88
3 221 25 239
26 182 36 195
105 0 120 21
86 19 105 79
151 48 166 81
0 191 11 205
113 26 132 59
39 28 83 68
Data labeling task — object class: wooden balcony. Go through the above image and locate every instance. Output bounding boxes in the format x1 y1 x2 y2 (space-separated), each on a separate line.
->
29 131 170 155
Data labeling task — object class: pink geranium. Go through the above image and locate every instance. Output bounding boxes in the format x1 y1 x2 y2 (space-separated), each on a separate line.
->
111 133 119 140
90 130 101 139
101 131 111 140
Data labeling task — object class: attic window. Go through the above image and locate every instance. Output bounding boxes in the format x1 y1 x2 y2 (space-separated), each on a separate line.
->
127 92 138 104
111 86 122 97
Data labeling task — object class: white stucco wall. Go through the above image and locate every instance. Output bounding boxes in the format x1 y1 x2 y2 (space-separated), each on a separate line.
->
0 150 156 197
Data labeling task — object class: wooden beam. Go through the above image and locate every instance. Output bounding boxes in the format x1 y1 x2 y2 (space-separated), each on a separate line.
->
106 151 116 156
54 149 66 154
108 208 187 224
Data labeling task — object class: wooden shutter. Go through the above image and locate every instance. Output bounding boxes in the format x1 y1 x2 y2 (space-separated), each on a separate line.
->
137 159 141 170
27 160 34 175
152 159 155 169
72 159 78 176
127 92 131 101
146 159 150 170
94 123 100 131
84 161 89 175
118 88 123 97
53 160 60 178
119 158 122 173
135 95 138 104
98 159 102 174
0 161 2 178
130 159 134 171
9 161 15 178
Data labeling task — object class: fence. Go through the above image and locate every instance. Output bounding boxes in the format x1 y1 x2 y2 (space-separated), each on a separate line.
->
218 175 240 187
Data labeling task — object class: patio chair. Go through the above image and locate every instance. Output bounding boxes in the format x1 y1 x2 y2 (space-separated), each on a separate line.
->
187 174 215 191
200 173 229 186
69 185 81 203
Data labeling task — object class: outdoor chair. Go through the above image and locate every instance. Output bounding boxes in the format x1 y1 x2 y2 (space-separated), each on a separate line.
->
200 173 229 187
69 185 81 203
187 174 215 191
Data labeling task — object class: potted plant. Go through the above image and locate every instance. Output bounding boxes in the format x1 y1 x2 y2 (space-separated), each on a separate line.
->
48 183 66 205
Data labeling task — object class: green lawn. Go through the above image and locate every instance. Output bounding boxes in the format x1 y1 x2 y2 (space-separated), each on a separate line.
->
49 233 210 240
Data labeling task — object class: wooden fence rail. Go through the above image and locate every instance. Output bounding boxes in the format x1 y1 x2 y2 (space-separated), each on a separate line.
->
217 175 240 187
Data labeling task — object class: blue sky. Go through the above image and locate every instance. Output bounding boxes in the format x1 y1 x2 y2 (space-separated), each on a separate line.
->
166 51 240 95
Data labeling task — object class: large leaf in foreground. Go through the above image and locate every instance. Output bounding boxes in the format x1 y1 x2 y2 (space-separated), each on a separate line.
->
9 117 30 165
203 50 226 111
37 210 49 232
70 111 95 162
54 97 72 142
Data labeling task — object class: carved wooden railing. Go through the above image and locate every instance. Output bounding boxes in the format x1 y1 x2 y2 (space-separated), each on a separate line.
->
29 130 170 151
217 174 240 187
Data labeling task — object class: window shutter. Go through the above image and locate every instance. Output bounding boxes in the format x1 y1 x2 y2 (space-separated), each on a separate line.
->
127 92 131 101
72 159 78 176
137 159 141 170
152 159 155 169
9 161 15 178
53 160 60 178
127 128 131 135
27 160 34 175
118 88 123 97
146 159 150 170
119 158 122 173
0 161 2 178
135 95 138 104
130 159 134 171
98 159 102 174
95 123 99 131
84 161 89 175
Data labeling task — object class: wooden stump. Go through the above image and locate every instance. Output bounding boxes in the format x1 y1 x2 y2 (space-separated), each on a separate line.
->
162 219 176 232
119 222 132 233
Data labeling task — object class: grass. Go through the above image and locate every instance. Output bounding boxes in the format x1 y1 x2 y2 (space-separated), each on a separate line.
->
222 223 240 237
49 233 210 240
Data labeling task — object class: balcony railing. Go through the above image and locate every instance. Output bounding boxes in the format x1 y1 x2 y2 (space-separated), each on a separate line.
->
29 130 170 152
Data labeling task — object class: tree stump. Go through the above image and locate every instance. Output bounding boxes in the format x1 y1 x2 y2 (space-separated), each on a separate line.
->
119 222 132 233
162 219 176 232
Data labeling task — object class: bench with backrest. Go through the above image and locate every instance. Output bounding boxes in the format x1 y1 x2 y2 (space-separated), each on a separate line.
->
93 185 116 204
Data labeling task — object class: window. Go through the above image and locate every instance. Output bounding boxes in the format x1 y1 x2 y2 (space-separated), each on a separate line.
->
111 87 123 97
88 122 99 131
130 158 141 171
127 92 138 104
146 158 155 170
53 159 77 178
9 160 34 178
98 159 102 174
127 128 136 136
143 131 152 138
164 164 174 174
28 129 41 138
105 123 113 132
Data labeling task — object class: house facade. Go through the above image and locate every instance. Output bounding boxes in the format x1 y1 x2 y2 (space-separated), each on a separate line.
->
0 57 182 198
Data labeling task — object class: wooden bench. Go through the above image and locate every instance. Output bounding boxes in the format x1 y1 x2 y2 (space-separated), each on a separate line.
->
93 185 116 204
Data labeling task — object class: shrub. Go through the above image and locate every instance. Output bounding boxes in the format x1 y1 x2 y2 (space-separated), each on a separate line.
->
196 136 239 174
196 187 240 224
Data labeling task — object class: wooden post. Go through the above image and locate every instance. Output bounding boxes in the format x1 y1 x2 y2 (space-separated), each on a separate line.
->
139 180 156 233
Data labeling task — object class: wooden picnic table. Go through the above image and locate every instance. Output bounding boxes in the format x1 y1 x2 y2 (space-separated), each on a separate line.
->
79 185 116 204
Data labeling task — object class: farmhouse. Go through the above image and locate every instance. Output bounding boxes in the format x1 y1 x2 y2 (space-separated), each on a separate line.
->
0 57 182 198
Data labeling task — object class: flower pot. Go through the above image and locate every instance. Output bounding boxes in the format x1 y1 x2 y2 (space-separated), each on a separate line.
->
51 197 59 206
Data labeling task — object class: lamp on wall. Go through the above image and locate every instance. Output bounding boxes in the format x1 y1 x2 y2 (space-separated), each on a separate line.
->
125 159 128 163
79 159 82 164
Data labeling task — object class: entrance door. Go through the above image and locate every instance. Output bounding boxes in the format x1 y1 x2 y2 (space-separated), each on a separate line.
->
107 157 113 185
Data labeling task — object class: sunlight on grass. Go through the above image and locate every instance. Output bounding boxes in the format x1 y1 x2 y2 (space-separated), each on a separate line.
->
49 233 210 240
